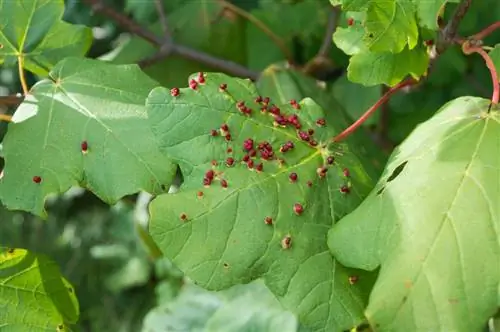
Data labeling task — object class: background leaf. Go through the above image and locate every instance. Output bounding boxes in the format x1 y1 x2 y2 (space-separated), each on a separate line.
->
146 72 378 331
415 0 460 30
0 0 92 76
0 247 79 331
328 97 500 331
490 44 500 80
0 57 176 217
142 280 300 332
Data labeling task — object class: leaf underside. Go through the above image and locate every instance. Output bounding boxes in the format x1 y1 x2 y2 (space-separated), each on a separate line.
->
146 72 378 331
0 57 176 218
329 97 500 331
0 248 79 331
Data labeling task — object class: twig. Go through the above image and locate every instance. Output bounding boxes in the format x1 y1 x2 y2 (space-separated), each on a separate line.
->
333 79 416 143
0 95 24 107
473 21 500 40
84 0 259 80
221 0 293 63
462 43 499 104
0 114 12 122
437 0 472 54
17 56 29 95
154 0 171 40
317 6 340 58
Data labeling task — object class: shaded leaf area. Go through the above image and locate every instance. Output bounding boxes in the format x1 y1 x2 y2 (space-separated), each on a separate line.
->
0 247 79 331
256 64 386 175
329 97 500 331
146 73 378 331
0 57 176 217
0 0 92 76
101 0 246 88
142 280 300 332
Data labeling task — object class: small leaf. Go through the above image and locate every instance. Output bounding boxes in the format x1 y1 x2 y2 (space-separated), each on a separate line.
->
0 57 176 217
490 44 500 81
0 0 92 75
347 45 429 86
142 280 300 332
341 0 419 53
415 0 460 30
146 73 377 331
0 247 79 330
328 97 500 330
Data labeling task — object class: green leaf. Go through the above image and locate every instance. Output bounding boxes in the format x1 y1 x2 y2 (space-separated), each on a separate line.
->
347 45 429 86
0 57 176 218
342 0 419 53
146 73 378 331
0 247 79 331
490 44 500 81
0 0 92 76
142 280 300 332
328 97 500 330
333 26 368 56
415 0 460 30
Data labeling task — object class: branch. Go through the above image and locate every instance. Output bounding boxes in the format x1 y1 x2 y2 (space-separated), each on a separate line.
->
84 0 259 80
0 95 24 107
333 79 416 143
436 0 472 54
154 0 171 41
317 6 340 58
462 43 499 104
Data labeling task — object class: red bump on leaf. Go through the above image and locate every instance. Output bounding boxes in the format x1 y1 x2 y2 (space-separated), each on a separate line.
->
32 176 42 184
309 140 318 147
205 170 215 180
203 177 212 186
247 159 254 169
227 147 233 153
298 131 310 142
269 105 281 115
307 180 313 187
340 185 350 194
326 156 334 165
221 123 229 132
197 191 204 198
243 138 254 151
197 72 205 84
237 101 245 109
221 179 228 188
281 235 292 249
316 118 326 127
219 83 227 91
226 157 235 167
290 99 300 109
180 213 188 221
211 160 218 166
264 216 273 225
289 172 298 182
81 141 88 153
170 87 180 97
263 97 270 105
293 203 303 215
210 129 218 137
242 154 250 162
424 40 434 46
347 17 354 26
256 162 263 172
189 79 198 90
249 149 257 157
343 168 350 177
317 167 328 178
225 134 231 141
255 96 263 103
348 275 359 285
307 129 314 135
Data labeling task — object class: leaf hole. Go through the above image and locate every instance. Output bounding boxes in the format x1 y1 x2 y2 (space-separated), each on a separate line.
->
386 161 408 183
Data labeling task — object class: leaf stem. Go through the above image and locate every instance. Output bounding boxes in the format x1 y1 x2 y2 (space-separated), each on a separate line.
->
333 79 416 143
462 44 499 104
221 0 293 63
473 21 500 41
17 56 28 95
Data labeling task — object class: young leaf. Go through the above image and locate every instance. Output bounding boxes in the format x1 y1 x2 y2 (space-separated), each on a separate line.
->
0 0 92 76
0 57 176 218
341 0 419 53
143 280 300 331
347 46 429 86
146 73 377 331
415 0 461 30
328 97 500 330
0 248 79 331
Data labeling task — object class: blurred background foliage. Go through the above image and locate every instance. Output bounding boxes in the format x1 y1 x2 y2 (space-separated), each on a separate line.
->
1 0 499 331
